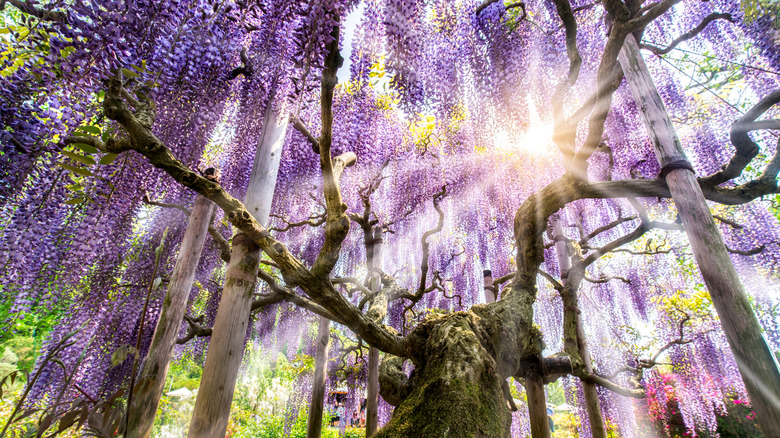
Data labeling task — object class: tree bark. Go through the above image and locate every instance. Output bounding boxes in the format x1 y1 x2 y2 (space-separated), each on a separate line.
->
618 34 780 436
127 194 214 438
375 283 540 438
307 316 332 438
188 100 289 438
367 227 383 437
552 220 607 438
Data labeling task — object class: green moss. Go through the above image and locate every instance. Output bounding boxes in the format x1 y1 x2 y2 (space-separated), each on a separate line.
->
376 367 510 438
375 315 512 438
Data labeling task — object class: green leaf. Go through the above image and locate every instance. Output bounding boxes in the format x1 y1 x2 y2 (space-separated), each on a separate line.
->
65 183 84 191
60 46 75 58
122 68 139 78
73 143 99 154
77 125 101 135
62 150 96 165
57 163 94 177
99 153 118 165
64 197 85 205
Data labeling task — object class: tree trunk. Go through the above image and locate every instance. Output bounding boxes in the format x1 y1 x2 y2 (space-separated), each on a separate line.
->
127 194 214 438
307 316 332 438
618 34 780 436
375 283 540 438
188 101 289 437
367 227 383 437
552 220 607 438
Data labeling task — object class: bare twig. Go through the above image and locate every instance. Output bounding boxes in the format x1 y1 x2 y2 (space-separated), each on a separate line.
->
640 13 734 55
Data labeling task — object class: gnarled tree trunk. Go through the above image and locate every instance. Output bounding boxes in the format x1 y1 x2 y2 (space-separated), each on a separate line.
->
376 284 539 438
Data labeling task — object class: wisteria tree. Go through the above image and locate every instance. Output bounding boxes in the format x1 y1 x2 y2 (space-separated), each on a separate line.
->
1 0 780 437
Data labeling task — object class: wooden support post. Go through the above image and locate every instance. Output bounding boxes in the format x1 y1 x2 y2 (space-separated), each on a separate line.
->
188 100 289 437
366 348 380 436
483 269 496 303
552 220 607 438
307 316 332 438
366 228 383 437
127 194 215 438
618 34 780 435
526 370 551 438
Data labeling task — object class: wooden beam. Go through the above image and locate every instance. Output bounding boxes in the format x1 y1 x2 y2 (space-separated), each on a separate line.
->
618 34 780 435
366 227 383 436
188 98 290 437
127 194 215 438
525 370 551 438
483 269 497 303
307 316 332 438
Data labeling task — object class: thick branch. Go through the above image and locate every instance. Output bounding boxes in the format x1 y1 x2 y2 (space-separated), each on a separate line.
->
99 73 405 357
416 187 446 298
551 0 583 162
700 90 780 188
228 47 253 80
63 135 133 154
312 24 352 278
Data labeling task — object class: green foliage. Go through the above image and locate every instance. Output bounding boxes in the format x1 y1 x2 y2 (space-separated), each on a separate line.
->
0 348 18 379
545 380 566 406
151 346 336 436
742 0 780 26
0 289 70 373
230 406 340 438
551 412 580 438
0 324 94 438
715 398 763 438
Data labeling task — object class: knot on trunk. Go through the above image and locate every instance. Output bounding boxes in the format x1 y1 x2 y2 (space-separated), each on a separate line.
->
378 356 412 407
181 171 198 186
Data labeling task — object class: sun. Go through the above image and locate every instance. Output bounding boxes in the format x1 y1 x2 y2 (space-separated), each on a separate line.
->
493 123 555 157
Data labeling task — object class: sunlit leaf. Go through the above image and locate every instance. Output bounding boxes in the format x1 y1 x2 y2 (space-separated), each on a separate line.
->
77 125 101 135
57 163 94 177
62 150 96 165
99 153 118 165
73 143 99 154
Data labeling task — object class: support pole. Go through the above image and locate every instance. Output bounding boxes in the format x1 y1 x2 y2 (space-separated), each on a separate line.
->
127 194 214 438
366 228 383 437
189 100 289 437
552 220 607 438
307 316 332 438
618 34 780 435
526 370 551 438
483 270 497 304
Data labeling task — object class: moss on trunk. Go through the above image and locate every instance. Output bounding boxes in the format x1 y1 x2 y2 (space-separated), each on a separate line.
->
377 286 538 437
